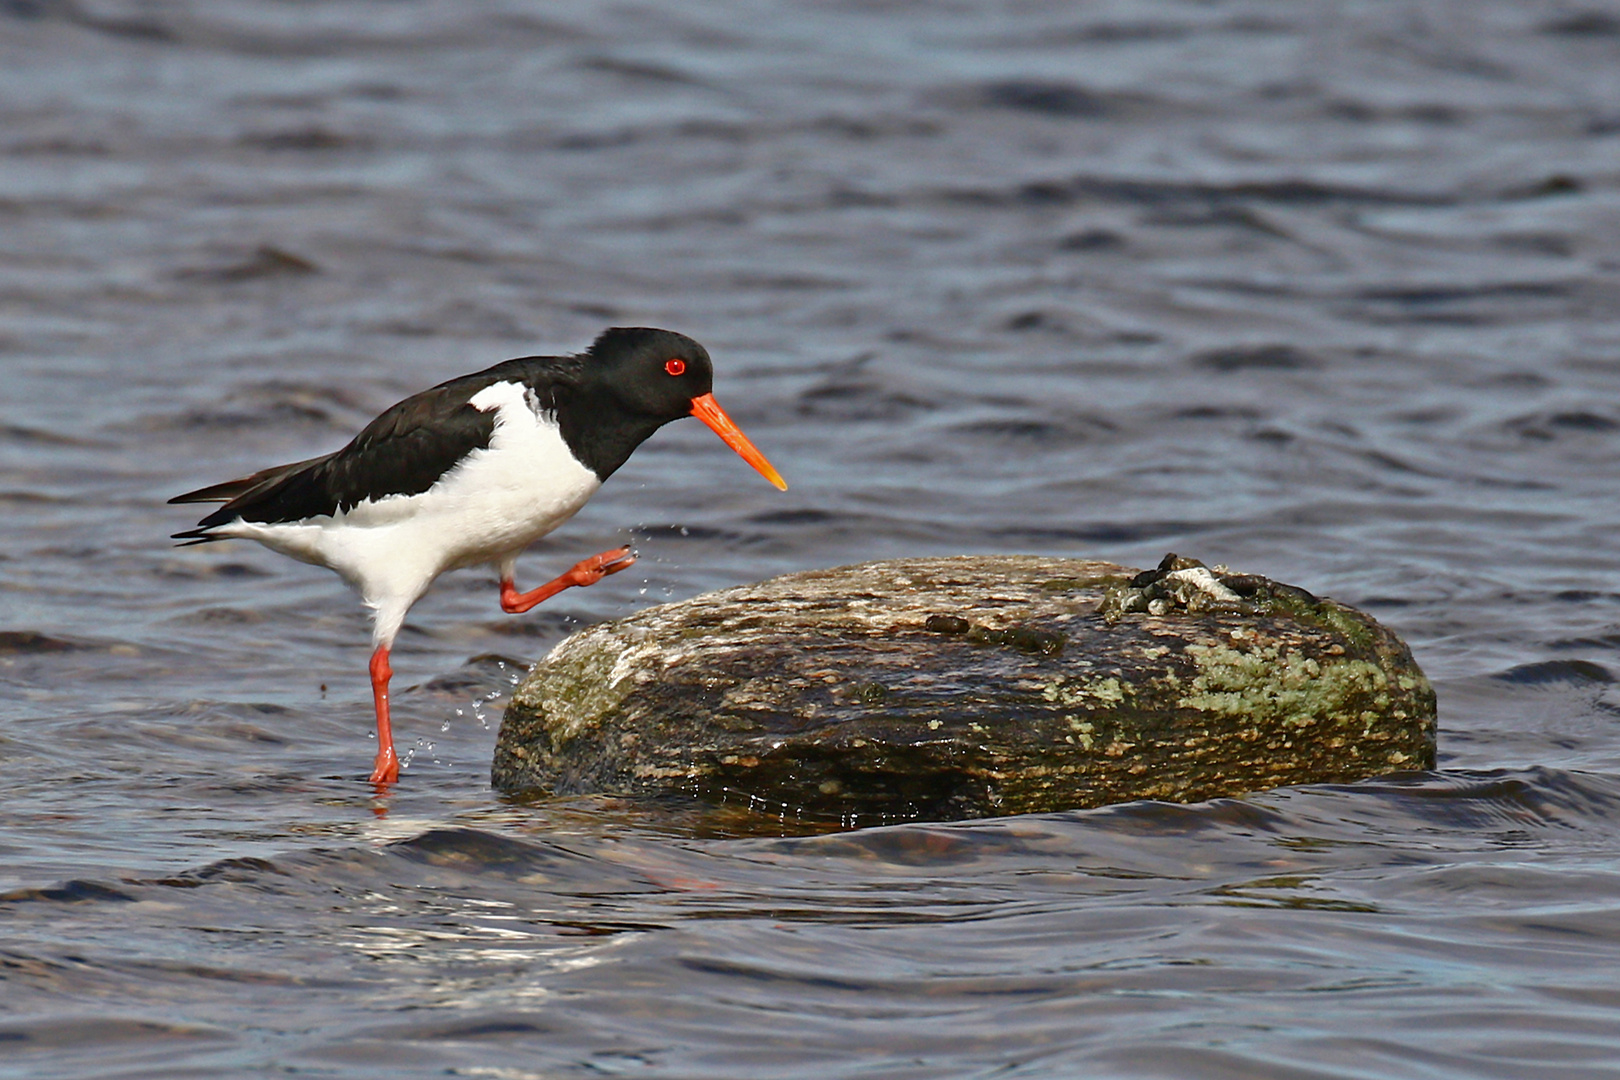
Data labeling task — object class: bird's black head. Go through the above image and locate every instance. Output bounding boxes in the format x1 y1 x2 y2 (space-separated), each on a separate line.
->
566 326 786 490
584 327 714 420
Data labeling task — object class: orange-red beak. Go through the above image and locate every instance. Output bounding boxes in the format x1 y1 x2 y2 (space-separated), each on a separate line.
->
690 393 788 491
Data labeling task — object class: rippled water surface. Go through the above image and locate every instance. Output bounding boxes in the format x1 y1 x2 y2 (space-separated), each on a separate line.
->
5 2 1620 1076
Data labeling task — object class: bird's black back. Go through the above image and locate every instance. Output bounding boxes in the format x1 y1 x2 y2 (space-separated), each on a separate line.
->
172 355 582 536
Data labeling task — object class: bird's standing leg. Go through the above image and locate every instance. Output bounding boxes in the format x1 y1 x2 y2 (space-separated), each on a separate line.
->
500 546 637 614
369 645 399 785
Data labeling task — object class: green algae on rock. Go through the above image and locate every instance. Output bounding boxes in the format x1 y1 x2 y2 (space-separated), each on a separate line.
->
492 555 1436 825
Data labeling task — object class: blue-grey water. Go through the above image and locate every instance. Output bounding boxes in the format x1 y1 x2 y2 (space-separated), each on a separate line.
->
5 2 1620 1076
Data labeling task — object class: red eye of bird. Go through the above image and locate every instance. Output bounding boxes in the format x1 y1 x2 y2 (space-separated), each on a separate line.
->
664 358 686 376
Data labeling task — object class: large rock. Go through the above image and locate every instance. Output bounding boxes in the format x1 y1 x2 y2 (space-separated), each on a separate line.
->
492 555 1436 825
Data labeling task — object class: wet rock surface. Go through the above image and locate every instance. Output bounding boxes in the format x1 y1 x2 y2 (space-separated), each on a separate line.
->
493 555 1436 824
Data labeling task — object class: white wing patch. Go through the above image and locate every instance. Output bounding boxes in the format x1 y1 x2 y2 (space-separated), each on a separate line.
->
468 379 533 415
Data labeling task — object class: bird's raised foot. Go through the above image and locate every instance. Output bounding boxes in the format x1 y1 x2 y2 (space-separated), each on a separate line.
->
500 546 637 614
567 545 638 587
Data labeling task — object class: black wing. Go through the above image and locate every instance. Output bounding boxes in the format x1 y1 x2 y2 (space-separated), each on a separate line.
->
170 355 581 542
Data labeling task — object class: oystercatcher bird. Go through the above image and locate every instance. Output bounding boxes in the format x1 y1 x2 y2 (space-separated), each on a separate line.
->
171 327 786 785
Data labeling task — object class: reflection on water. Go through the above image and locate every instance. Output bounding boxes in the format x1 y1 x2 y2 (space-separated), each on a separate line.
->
4 1 1620 1076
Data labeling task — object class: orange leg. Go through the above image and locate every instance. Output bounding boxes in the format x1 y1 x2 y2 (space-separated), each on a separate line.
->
368 645 399 786
500 546 636 614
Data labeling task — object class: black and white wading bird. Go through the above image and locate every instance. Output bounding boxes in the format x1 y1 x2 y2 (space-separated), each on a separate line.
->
171 327 786 785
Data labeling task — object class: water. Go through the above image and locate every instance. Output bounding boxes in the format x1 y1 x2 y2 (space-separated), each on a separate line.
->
4 1 1620 1075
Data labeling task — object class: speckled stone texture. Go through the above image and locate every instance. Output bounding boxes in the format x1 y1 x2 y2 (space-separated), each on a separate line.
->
492 556 1435 824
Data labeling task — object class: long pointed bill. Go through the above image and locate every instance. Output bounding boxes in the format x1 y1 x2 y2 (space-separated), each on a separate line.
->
690 393 788 491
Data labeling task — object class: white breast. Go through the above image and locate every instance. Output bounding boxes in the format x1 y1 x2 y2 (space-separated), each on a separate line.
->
418 379 603 567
